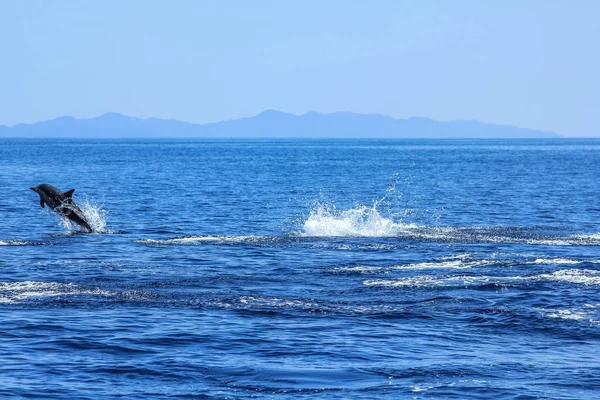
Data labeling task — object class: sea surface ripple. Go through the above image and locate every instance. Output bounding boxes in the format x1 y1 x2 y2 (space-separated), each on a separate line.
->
1 139 599 399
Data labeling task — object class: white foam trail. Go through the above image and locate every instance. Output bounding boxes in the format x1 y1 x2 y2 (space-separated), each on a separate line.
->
364 275 494 288
0 281 111 304
299 202 600 244
394 259 484 270
570 233 600 243
238 296 318 309
216 295 402 314
301 202 417 237
331 265 384 273
533 258 593 265
0 240 33 246
400 228 600 246
333 256 600 275
335 259 486 274
136 235 271 245
537 306 600 325
364 268 600 288
545 310 590 321
533 269 600 285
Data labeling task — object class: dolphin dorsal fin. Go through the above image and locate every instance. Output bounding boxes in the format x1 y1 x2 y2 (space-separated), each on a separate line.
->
64 189 75 198
40 199 45 208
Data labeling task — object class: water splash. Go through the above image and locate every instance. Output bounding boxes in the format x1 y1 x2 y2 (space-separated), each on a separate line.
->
59 197 109 233
300 201 417 237
298 176 425 237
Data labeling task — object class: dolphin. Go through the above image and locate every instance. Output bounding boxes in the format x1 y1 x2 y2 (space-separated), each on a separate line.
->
30 184 92 232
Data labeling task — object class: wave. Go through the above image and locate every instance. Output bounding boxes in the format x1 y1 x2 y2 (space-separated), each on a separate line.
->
0 281 111 304
364 275 497 288
334 259 486 273
532 258 598 265
364 268 600 288
534 269 600 285
537 304 600 325
331 255 600 275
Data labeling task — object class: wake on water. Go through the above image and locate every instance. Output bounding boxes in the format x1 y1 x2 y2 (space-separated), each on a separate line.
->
132 194 600 246
298 189 600 244
299 204 600 244
37 183 599 245
52 186 413 237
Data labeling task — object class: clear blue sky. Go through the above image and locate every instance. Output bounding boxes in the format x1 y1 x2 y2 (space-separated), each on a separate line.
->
1 1 598 136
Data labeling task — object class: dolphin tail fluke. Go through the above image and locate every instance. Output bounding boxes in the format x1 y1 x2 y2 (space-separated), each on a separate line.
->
64 189 75 198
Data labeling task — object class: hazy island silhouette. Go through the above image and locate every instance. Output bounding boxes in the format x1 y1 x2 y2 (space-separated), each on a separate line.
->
0 110 560 139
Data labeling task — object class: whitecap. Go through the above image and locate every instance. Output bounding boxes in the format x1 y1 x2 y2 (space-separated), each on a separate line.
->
364 268 600 289
364 275 495 288
537 307 600 325
533 269 600 285
533 258 587 265
393 259 483 270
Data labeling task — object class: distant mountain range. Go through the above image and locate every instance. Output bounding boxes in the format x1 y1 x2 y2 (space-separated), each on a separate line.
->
0 110 560 139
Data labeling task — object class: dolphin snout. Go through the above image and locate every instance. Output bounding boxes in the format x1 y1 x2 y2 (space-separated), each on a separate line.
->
30 187 37 192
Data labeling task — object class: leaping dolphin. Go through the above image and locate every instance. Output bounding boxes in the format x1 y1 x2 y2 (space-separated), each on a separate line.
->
30 184 92 232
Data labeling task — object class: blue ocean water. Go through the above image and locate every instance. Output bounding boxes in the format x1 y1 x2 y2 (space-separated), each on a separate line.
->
1 139 599 399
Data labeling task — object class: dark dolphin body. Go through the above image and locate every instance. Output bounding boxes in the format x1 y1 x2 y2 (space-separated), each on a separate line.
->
30 184 92 232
